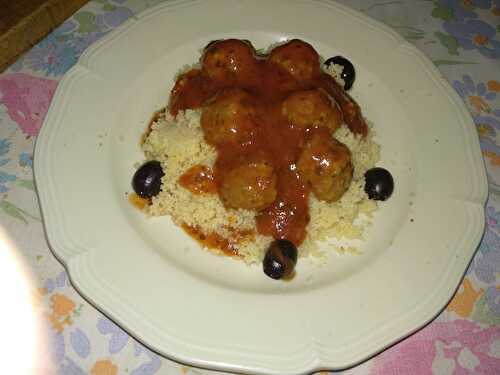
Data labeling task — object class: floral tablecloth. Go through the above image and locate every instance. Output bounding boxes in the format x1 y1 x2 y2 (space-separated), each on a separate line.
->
1 0 499 374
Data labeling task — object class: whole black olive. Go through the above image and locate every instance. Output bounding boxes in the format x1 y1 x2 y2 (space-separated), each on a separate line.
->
263 239 298 280
132 160 165 198
324 56 355 90
364 167 394 201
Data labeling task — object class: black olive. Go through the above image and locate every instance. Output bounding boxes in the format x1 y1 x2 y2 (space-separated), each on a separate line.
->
132 160 165 198
364 167 394 201
263 239 298 280
324 56 355 90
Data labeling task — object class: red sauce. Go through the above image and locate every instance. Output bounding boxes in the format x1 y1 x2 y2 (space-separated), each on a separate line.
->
128 192 149 209
178 164 217 195
182 224 254 257
170 39 368 247
256 168 310 245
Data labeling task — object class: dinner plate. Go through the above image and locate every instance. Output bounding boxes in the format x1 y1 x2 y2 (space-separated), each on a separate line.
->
34 0 488 374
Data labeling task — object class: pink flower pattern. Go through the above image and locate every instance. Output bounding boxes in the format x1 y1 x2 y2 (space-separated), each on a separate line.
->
0 73 58 136
371 320 500 374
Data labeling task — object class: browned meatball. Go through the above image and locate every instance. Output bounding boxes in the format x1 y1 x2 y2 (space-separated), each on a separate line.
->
202 39 260 88
297 129 353 202
281 88 343 132
218 157 277 211
267 39 321 85
201 88 260 147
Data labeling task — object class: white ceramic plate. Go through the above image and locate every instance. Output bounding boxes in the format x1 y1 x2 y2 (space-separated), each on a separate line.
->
35 0 488 374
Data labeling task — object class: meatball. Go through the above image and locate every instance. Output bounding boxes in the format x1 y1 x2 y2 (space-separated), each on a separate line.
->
201 39 260 88
267 39 321 85
201 88 260 147
218 157 277 211
297 129 353 202
281 88 343 132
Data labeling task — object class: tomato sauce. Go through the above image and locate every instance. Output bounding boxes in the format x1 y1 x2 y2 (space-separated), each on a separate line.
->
128 192 149 210
178 164 217 195
170 39 367 247
182 224 254 257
